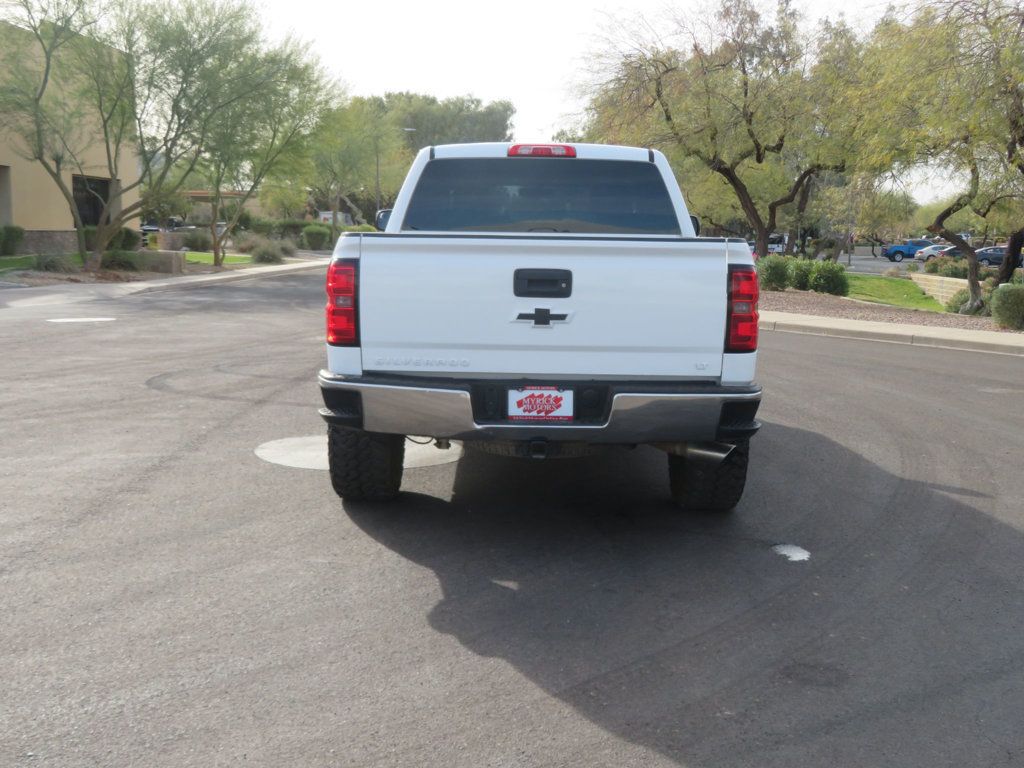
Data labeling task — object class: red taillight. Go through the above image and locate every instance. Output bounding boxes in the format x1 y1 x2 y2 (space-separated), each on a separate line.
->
726 266 759 352
508 144 576 158
326 259 358 346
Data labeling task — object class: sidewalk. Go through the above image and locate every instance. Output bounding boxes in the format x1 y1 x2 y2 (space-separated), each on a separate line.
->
0 258 327 308
760 310 1024 356
132 257 327 294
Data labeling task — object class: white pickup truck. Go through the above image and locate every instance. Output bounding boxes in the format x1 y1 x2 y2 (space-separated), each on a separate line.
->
318 142 761 511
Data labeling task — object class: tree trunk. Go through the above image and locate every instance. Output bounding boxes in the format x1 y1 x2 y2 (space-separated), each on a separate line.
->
331 194 340 243
785 178 813 256
784 227 798 256
211 221 223 268
939 229 982 310
996 227 1023 286
755 228 770 261
86 220 118 271
339 193 367 226
828 237 842 262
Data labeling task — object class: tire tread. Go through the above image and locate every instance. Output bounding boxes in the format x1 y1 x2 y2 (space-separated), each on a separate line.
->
327 426 404 501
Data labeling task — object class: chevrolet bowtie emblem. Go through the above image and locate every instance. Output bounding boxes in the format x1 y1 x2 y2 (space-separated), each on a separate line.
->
517 308 568 326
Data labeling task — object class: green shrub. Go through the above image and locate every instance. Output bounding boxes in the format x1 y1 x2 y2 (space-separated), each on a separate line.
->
905 263 919 273
34 253 77 272
758 255 790 291
250 217 277 236
936 258 968 279
182 228 212 251
923 258 940 274
119 227 141 250
277 219 308 238
809 260 849 296
1 225 25 256
83 225 98 252
301 223 331 251
101 251 138 271
252 241 284 264
790 259 813 290
991 284 1024 329
278 238 297 257
342 223 377 233
945 286 993 315
945 288 970 313
234 232 267 254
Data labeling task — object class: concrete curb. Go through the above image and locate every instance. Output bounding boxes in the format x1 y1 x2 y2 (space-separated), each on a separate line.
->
760 310 1024 356
131 259 327 295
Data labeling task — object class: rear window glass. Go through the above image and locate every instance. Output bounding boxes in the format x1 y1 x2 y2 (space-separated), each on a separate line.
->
401 158 681 235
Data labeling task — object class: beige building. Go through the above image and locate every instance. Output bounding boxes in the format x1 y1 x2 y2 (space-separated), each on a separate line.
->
0 22 139 254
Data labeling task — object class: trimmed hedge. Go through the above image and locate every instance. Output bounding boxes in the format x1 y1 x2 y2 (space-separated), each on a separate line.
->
791 259 813 290
182 228 212 251
0 225 25 256
301 223 331 251
758 255 790 291
809 260 849 296
991 284 1024 329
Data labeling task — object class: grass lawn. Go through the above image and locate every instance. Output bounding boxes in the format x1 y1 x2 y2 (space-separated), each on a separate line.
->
184 251 252 265
848 274 945 312
0 255 36 273
0 253 87 273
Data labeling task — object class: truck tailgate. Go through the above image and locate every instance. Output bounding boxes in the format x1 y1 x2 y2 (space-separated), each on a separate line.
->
358 235 728 379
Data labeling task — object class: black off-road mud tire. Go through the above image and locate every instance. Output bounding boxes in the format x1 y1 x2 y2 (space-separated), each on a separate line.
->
327 426 405 502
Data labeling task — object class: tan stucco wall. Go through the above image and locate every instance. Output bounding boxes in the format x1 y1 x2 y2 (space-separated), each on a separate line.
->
0 129 140 233
0 21 140 233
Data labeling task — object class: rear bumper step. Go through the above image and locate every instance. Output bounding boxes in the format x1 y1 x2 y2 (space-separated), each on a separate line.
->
319 371 760 443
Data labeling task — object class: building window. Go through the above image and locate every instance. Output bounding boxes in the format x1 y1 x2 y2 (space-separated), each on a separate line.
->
72 175 111 227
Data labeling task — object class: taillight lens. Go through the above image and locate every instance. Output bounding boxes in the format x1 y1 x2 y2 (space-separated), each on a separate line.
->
508 144 576 157
326 259 358 346
726 266 759 352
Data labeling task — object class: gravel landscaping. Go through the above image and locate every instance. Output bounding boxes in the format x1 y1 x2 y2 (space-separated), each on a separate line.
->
760 289 1021 333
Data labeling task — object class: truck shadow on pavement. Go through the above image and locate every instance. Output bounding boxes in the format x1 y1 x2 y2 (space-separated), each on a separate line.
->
345 422 1023 767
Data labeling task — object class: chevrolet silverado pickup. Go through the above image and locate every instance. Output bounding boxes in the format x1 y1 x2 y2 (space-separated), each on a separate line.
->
318 142 762 511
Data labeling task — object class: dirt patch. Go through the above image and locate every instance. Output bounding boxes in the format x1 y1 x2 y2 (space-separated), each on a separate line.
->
760 288 1020 333
3 261 240 287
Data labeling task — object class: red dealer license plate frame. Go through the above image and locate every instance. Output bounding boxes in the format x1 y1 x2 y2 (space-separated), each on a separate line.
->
507 386 574 422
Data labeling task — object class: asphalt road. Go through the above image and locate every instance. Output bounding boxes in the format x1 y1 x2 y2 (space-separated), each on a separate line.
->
2 274 1023 767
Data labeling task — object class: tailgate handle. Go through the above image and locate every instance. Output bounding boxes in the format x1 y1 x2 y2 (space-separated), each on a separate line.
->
514 269 572 298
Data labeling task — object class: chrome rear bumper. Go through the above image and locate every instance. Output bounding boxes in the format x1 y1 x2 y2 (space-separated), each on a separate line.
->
319 371 760 443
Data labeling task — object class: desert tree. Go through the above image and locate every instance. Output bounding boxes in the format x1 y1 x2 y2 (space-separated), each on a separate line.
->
587 0 856 257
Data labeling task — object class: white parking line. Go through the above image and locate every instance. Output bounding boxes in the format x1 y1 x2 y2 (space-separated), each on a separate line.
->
46 318 117 323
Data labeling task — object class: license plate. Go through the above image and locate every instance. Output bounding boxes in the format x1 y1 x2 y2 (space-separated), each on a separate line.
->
507 387 574 422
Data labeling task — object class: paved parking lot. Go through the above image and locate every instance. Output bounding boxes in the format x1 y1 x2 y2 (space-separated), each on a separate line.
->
2 274 1023 767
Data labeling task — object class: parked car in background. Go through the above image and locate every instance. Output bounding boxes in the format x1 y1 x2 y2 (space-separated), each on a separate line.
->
915 244 948 261
766 233 787 254
881 238 934 262
975 246 1006 266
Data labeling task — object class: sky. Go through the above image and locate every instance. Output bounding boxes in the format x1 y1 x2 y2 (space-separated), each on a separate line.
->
258 0 884 141
256 0 946 202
